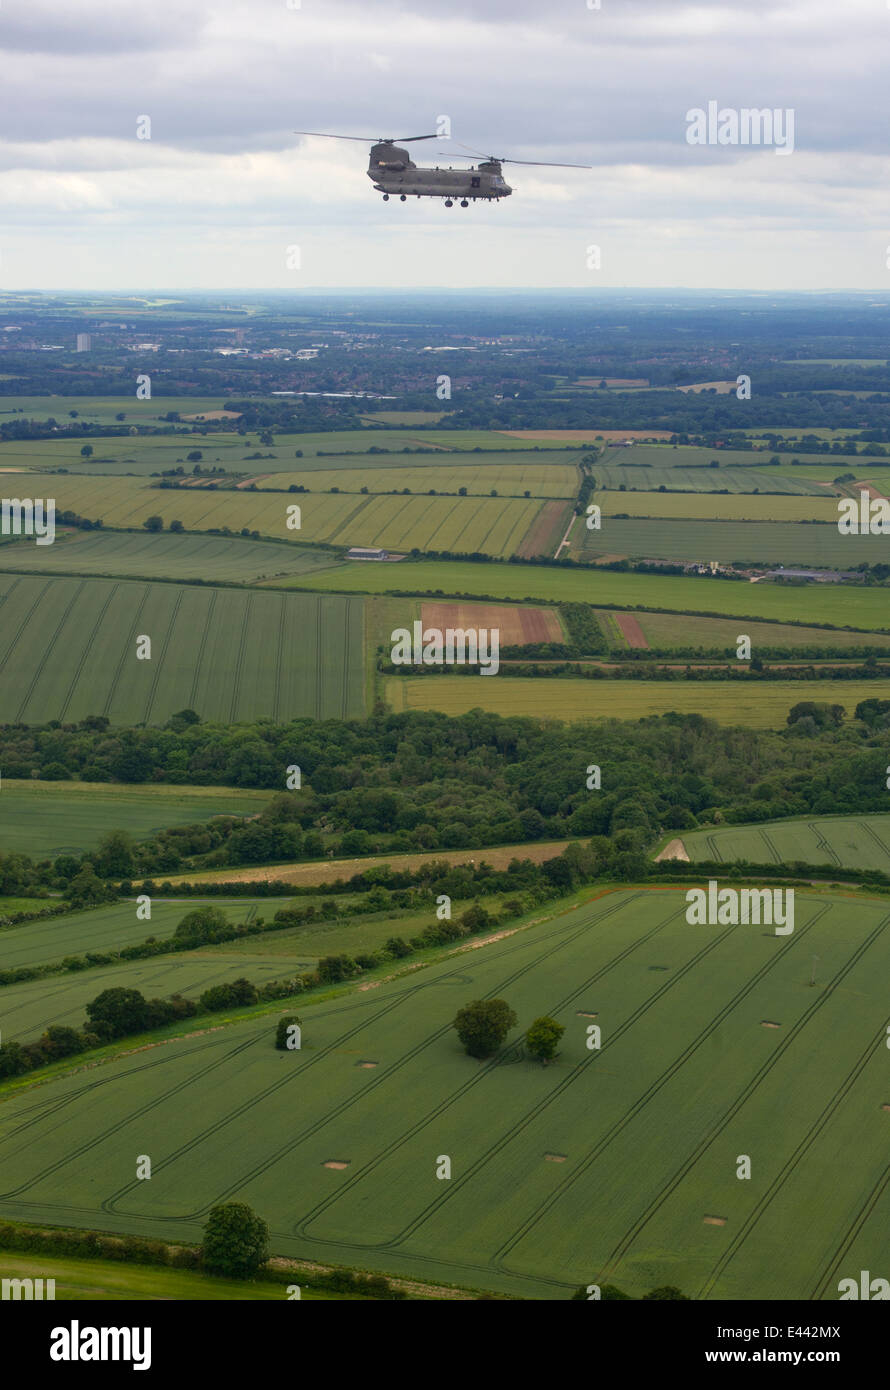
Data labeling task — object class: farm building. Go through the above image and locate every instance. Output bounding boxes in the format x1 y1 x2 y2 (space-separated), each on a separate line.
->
346 546 389 561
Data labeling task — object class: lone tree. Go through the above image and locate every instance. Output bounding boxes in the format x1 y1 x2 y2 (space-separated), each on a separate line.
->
526 1016 565 1064
143 515 163 532
275 1015 302 1050
453 999 517 1059
202 1202 269 1279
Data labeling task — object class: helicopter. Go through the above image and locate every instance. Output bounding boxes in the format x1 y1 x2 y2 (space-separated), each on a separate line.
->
293 131 591 206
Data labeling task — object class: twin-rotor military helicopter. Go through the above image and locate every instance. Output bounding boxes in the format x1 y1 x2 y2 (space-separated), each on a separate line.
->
293 130 591 207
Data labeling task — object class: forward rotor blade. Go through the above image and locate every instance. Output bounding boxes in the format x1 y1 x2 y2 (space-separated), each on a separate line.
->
293 131 441 143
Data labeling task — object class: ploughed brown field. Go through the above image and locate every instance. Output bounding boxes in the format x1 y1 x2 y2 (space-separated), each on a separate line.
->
421 601 563 646
613 612 649 648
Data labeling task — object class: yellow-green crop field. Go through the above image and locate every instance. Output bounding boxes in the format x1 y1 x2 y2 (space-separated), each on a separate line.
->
385 676 890 728
32 475 543 558
250 462 579 498
0 396 242 426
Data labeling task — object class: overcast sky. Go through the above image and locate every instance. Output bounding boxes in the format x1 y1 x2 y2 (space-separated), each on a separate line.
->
2 0 889 291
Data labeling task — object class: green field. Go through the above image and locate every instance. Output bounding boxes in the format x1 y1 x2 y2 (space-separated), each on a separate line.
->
0 895 451 981
274 559 890 632
0 1251 352 1300
0 949 296 1044
677 815 890 874
627 611 890 652
0 897 49 919
0 530 343 583
2 886 889 1299
385 675 890 728
0 396 244 428
192 897 522 965
0 781 270 858
597 492 837 522
0 433 254 476
0 575 366 724
594 464 833 497
0 898 276 974
598 442 875 478
574 517 885 568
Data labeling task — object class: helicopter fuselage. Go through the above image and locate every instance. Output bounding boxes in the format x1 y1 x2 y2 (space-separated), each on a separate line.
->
368 143 511 200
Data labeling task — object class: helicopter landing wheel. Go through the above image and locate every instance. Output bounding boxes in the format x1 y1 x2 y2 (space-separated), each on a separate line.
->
382 193 389 201
400 193 407 201
444 199 453 207
460 199 469 207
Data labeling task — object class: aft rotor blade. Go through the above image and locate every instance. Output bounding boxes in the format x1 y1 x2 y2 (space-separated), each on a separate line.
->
395 134 441 142
453 139 590 168
293 130 377 142
502 158 593 168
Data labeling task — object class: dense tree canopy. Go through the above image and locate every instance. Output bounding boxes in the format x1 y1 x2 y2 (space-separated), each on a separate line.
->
453 999 518 1058
0 710 887 888
201 1203 269 1279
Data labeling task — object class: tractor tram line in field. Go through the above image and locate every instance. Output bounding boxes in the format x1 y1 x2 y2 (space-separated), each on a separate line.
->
13 578 87 724
187 588 218 712
0 1032 264 1200
699 922 890 1303
598 903 890 1298
57 580 121 724
491 901 830 1279
143 588 185 725
119 892 654 1229
101 582 152 720
702 1008 890 1301
226 592 254 724
811 1148 890 1302
291 892 680 1250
